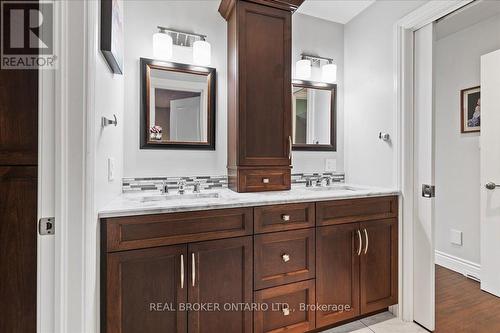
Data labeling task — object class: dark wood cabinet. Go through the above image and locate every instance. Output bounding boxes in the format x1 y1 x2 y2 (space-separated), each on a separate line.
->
316 224 360 327
188 237 253 333
254 279 315 333
220 0 303 192
102 196 398 333
315 212 398 327
0 166 37 333
105 245 187 333
360 219 398 314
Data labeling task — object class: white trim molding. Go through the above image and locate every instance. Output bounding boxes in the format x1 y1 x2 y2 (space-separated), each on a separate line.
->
394 0 475 325
435 251 481 281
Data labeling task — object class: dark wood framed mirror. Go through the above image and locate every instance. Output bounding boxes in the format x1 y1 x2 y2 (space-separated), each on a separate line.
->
140 58 216 150
292 79 336 151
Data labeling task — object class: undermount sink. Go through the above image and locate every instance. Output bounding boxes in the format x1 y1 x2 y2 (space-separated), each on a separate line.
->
134 192 220 203
305 185 361 192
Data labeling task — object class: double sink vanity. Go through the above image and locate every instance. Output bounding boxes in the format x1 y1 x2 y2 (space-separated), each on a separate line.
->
102 0 399 332
100 184 399 333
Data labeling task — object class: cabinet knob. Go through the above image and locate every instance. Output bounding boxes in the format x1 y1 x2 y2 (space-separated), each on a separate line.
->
262 178 270 184
281 214 290 222
282 306 290 316
282 253 290 263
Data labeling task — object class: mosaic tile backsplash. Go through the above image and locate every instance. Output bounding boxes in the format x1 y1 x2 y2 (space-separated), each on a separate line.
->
123 173 345 193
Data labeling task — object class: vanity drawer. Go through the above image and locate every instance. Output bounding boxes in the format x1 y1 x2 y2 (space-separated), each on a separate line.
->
238 168 291 192
316 196 398 226
102 207 253 252
254 229 315 290
254 279 316 333
255 203 315 234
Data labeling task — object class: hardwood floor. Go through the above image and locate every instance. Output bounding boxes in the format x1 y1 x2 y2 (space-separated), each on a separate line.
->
436 265 500 332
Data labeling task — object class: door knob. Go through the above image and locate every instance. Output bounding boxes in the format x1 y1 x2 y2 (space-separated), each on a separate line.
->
485 182 500 190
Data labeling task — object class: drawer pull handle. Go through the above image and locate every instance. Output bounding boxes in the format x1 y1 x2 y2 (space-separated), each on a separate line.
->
282 306 290 316
356 230 362 256
262 178 270 184
363 228 369 254
282 253 290 263
180 254 184 289
281 214 290 222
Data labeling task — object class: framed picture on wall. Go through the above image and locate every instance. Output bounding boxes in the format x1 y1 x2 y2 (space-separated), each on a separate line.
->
460 86 480 133
100 0 124 74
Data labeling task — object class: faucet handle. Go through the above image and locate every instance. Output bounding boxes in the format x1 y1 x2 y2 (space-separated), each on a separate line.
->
161 180 168 194
324 176 332 186
305 178 313 187
193 181 201 193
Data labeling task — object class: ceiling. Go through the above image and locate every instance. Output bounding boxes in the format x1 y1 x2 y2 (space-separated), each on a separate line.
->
436 0 500 40
297 0 376 24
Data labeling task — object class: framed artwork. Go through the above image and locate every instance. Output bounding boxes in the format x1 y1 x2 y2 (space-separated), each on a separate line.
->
461 86 480 133
100 0 124 74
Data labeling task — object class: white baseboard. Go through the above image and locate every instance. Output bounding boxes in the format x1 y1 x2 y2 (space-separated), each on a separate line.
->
435 250 481 281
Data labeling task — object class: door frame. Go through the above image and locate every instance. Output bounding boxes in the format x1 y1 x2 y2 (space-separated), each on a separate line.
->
393 0 474 324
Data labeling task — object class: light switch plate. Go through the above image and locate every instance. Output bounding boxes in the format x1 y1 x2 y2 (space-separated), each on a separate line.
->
450 229 463 246
108 157 115 181
325 159 336 172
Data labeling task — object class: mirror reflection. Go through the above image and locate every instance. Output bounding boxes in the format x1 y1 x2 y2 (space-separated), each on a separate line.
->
141 58 216 150
292 80 336 151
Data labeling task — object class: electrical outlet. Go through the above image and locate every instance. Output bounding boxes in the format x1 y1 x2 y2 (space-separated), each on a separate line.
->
108 157 115 182
450 229 463 246
325 159 336 172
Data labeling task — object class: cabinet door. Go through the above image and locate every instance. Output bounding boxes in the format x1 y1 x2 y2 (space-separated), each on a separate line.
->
0 167 37 333
316 224 360 327
106 245 187 333
360 219 398 314
237 1 291 166
188 236 253 333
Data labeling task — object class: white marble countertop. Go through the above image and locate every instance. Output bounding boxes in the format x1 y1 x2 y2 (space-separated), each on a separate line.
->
99 184 400 218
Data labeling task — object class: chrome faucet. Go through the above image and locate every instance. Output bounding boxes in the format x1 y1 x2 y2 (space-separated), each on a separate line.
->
305 178 314 187
161 180 169 194
178 179 186 195
193 181 201 193
324 176 332 186
315 177 323 187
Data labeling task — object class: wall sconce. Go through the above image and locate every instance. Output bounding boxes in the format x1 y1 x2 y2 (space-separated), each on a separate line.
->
153 27 173 60
153 26 211 66
297 54 337 83
295 59 312 79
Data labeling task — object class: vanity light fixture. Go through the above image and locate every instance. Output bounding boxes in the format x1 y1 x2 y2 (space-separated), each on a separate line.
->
298 54 337 83
295 59 312 80
321 61 337 83
193 38 211 66
153 26 211 65
153 27 173 60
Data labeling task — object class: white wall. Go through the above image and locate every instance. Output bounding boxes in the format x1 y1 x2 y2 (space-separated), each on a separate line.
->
122 2 345 177
435 14 500 265
344 1 425 187
292 13 344 173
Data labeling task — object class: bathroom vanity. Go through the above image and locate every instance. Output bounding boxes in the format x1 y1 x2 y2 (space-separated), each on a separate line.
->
100 187 398 333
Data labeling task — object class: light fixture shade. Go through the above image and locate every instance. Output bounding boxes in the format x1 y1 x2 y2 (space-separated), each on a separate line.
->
153 32 173 60
193 40 211 66
322 63 337 83
295 59 311 80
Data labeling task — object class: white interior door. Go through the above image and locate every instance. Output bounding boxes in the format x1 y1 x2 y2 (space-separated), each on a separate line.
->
480 49 500 297
413 23 435 331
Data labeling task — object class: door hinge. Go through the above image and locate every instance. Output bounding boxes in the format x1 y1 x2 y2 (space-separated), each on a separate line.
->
422 184 435 198
39 217 55 235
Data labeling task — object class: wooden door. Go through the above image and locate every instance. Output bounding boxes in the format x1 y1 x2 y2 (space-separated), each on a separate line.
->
316 224 360 327
237 1 291 166
359 219 398 314
0 1 39 329
188 236 253 333
106 245 188 333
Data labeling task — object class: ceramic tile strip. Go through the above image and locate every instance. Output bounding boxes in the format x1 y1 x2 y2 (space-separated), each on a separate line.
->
122 173 345 193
